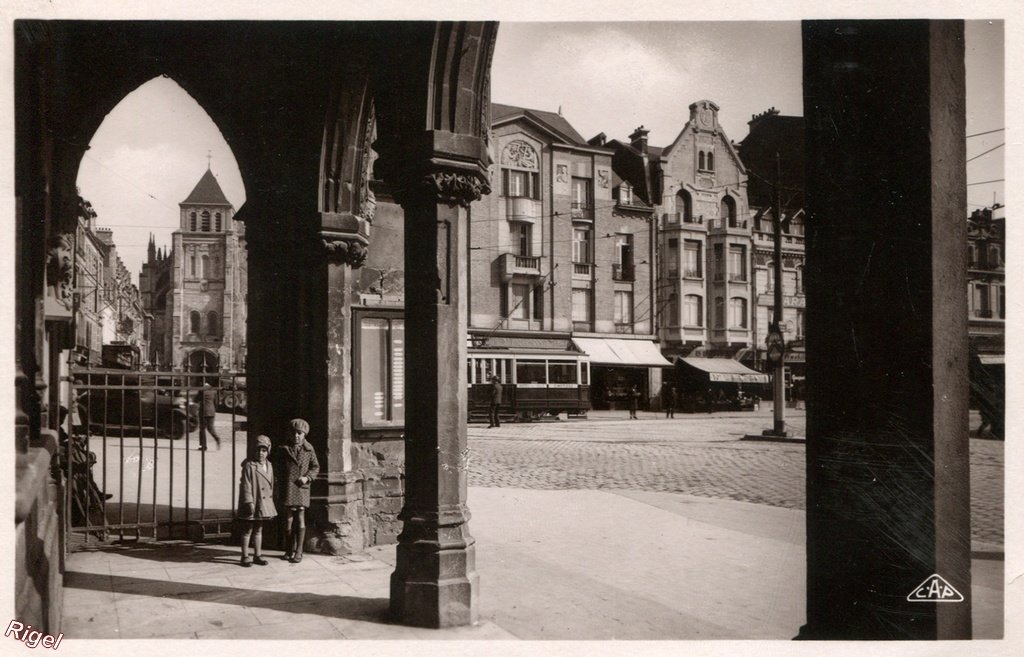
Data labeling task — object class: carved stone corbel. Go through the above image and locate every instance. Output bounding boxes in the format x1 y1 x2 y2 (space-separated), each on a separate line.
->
322 235 369 269
46 232 74 310
419 170 491 209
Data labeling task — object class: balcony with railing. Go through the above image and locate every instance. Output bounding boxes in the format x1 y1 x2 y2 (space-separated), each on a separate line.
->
728 272 748 283
571 202 593 221
612 264 635 282
682 267 702 279
573 262 594 278
662 213 705 229
497 252 542 281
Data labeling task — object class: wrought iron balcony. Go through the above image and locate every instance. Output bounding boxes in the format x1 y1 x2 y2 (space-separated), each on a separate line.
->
612 264 635 282
573 262 593 277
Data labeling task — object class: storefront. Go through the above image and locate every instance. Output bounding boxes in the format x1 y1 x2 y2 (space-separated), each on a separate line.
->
673 356 769 412
571 337 672 410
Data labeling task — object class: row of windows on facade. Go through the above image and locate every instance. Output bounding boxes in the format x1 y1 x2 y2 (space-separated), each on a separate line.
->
972 283 1006 319
664 295 804 333
499 284 637 326
188 210 225 232
503 170 601 211
508 221 636 269
500 149 715 205
664 239 806 291
968 242 1003 269
187 310 221 337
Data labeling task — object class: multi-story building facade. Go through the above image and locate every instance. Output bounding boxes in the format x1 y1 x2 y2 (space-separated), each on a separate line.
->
967 204 1005 354
139 167 247 371
608 101 757 363
738 108 807 387
469 104 667 409
71 196 149 365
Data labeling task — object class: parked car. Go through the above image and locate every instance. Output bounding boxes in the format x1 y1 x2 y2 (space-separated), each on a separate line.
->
75 371 200 439
216 376 247 415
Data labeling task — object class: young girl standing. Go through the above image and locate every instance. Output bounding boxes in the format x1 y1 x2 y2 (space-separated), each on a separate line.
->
237 435 277 566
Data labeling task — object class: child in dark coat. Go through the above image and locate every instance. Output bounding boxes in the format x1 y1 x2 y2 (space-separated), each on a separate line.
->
274 418 319 563
237 434 277 566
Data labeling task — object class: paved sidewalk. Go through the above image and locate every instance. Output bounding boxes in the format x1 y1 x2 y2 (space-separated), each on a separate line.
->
62 486 1003 641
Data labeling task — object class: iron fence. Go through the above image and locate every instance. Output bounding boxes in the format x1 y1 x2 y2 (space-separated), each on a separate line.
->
62 368 247 549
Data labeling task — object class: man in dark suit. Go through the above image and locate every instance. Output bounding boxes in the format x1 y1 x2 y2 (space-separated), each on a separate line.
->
488 375 503 428
196 381 221 450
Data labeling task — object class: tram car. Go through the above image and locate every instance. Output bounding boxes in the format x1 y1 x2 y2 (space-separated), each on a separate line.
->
468 350 591 422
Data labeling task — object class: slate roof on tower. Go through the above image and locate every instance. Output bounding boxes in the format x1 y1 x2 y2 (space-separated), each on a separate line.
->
182 168 232 206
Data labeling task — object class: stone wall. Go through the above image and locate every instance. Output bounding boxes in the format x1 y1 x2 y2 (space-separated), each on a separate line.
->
14 431 63 634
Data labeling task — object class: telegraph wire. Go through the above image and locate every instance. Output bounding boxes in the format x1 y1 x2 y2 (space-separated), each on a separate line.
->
966 143 1004 163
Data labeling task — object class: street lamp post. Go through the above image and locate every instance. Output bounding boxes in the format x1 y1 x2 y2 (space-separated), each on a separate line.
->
764 153 787 437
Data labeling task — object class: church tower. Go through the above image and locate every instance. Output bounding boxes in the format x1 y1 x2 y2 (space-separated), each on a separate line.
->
166 165 247 372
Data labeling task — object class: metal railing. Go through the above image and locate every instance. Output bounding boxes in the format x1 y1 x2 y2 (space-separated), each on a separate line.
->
573 262 594 276
62 368 247 548
612 264 635 281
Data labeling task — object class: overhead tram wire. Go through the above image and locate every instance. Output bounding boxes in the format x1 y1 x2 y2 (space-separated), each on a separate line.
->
966 128 1004 139
966 143 1004 163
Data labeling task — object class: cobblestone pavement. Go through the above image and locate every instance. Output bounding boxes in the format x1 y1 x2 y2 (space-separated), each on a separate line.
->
466 410 1004 546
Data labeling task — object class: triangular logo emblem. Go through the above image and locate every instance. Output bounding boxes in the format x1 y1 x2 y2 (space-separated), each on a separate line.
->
907 574 964 602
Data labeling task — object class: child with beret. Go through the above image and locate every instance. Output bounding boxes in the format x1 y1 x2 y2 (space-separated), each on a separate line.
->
237 434 277 567
274 418 319 563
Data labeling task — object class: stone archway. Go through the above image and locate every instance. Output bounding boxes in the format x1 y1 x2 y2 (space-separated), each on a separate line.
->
16 20 497 632
185 348 219 374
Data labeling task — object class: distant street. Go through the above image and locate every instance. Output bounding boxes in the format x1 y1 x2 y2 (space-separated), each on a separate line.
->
466 409 1004 547
83 408 1003 547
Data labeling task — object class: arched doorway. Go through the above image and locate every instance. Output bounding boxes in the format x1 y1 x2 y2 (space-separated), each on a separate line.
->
185 348 219 374
16 20 496 631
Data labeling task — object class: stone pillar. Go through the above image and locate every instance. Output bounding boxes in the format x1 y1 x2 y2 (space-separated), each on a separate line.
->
801 20 971 639
314 214 371 553
388 147 489 628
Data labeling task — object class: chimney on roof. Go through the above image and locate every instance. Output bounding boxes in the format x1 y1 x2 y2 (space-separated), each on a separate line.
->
629 125 650 155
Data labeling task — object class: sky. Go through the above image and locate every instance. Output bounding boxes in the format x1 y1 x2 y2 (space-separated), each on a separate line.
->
76 20 1005 284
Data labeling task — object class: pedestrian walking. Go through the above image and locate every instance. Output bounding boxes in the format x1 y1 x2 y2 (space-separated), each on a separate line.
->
237 435 277 567
195 381 221 450
628 384 640 419
488 375 503 428
664 385 676 419
274 418 320 563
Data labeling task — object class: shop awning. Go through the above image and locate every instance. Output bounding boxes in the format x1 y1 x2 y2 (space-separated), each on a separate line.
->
679 357 770 383
979 354 1004 365
571 338 673 367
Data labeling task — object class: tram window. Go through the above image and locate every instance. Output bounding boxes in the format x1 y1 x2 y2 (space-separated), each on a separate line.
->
516 361 547 384
548 362 577 384
580 364 589 385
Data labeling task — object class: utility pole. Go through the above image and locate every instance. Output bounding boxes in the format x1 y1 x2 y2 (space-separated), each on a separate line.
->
764 152 787 437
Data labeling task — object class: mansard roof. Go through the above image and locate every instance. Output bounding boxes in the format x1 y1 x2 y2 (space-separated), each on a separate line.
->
181 168 232 206
491 102 588 146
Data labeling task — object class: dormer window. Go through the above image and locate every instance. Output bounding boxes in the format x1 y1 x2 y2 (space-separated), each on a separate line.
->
619 183 634 205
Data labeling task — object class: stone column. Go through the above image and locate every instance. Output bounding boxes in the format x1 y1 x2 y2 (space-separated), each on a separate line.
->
800 20 971 639
314 214 370 553
389 154 488 628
